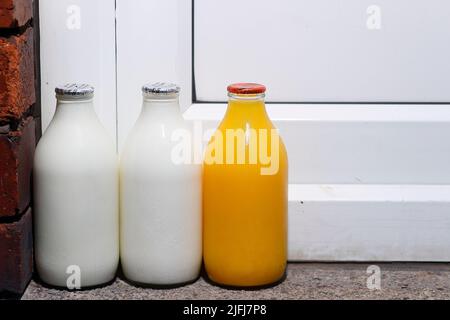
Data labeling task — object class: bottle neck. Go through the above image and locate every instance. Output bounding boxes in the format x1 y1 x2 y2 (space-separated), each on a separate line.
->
225 94 270 123
54 98 98 122
140 96 183 120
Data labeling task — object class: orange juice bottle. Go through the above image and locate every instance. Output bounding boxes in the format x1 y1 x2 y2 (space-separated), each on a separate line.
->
203 83 288 287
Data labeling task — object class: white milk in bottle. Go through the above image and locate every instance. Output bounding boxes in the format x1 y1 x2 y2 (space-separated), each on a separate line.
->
34 84 119 288
120 83 202 285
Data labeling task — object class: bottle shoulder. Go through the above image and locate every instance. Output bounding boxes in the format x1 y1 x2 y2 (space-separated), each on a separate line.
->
218 113 277 130
39 121 113 146
35 121 117 167
123 116 190 149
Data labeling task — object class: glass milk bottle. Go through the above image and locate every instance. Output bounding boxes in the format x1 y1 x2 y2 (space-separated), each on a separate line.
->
34 84 119 288
203 83 288 287
120 83 202 286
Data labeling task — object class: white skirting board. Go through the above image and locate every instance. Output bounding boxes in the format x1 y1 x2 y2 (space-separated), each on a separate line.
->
288 184 450 262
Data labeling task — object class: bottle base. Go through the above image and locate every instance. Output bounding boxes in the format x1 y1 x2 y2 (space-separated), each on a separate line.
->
36 262 119 290
122 276 200 289
204 271 287 290
35 274 117 291
120 257 201 289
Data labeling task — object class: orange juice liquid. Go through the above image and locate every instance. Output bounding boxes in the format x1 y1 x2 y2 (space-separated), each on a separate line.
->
203 96 288 287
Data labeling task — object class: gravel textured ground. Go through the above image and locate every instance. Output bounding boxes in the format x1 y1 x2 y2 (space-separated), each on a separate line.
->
22 263 450 300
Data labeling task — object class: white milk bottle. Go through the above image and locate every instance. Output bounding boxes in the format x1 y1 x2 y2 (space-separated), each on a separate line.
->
34 84 119 288
120 83 202 286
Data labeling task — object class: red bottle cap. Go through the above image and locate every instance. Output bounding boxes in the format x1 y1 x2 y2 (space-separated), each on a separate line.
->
227 83 267 95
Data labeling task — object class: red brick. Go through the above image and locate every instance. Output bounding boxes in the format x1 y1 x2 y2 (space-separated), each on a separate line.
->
0 117 35 217
0 208 33 294
0 0 32 28
0 27 35 120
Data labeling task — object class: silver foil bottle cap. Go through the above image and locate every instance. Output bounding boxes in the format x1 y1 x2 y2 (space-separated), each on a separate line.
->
55 84 95 98
142 82 181 96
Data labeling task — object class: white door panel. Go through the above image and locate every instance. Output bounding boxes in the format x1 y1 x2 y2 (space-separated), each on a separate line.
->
195 0 450 102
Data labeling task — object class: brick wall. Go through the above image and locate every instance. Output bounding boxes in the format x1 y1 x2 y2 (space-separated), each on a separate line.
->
0 0 39 295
